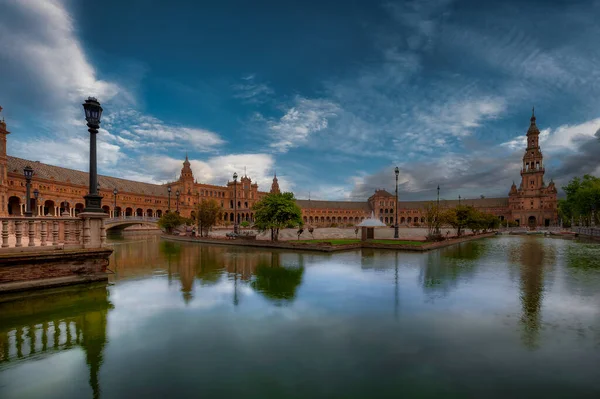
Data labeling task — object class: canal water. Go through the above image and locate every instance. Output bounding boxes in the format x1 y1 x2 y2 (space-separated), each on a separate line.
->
1 234 599 398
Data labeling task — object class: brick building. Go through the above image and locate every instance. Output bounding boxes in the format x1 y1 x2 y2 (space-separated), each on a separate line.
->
0 107 557 227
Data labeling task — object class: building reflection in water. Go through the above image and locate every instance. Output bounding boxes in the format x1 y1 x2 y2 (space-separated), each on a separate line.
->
508 237 555 349
0 284 112 398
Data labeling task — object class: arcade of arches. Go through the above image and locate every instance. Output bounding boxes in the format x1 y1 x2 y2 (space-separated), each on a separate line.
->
0 109 557 227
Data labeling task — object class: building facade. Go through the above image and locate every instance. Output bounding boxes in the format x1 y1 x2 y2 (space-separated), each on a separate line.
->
0 107 557 227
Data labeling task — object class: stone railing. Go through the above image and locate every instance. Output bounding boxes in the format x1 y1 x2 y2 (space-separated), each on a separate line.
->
0 216 85 250
573 227 600 238
105 216 160 224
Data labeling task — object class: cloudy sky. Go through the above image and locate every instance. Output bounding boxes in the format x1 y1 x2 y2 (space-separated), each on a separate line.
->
0 0 599 201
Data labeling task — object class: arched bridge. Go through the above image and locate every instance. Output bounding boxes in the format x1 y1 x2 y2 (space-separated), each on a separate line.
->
105 216 161 231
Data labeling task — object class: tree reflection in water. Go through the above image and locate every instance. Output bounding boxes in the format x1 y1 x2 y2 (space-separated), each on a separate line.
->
250 252 305 305
420 241 485 299
0 284 112 399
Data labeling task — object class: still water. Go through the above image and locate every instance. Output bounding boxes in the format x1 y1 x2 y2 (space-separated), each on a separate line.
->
1 234 600 398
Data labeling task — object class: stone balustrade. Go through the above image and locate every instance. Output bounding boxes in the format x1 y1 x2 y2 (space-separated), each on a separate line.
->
0 216 84 250
574 227 600 237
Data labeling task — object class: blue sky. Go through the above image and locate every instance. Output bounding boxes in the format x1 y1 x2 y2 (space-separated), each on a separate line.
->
0 0 599 201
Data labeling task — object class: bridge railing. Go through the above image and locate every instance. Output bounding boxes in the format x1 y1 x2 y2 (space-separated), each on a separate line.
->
105 216 160 224
0 216 84 250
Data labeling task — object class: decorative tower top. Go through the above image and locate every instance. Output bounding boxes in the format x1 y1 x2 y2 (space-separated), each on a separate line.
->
270 172 281 194
0 106 6 132
179 153 193 181
527 106 540 137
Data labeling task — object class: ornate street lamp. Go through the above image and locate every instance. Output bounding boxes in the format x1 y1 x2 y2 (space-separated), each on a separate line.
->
176 189 180 214
113 188 118 217
167 186 172 212
394 166 399 239
33 188 39 216
23 165 34 217
82 97 104 212
233 172 238 234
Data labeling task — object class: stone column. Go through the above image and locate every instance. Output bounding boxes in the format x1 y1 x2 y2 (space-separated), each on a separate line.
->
1 220 8 248
80 212 108 248
28 220 35 247
40 220 47 246
15 220 22 247
52 221 59 245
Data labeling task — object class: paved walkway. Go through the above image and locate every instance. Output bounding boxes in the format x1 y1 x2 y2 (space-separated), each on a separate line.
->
209 227 432 241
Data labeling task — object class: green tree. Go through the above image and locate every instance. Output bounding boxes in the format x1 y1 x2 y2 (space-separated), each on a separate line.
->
440 205 473 237
253 192 303 241
560 175 600 226
193 199 222 237
157 211 185 234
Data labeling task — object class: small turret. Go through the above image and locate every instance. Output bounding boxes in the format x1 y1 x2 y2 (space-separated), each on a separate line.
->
270 172 281 194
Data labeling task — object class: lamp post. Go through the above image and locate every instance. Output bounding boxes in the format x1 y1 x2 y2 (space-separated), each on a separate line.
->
167 186 171 213
23 166 34 217
176 190 180 214
591 204 596 227
113 188 118 218
233 172 238 234
436 185 440 235
33 189 39 216
458 195 461 206
82 97 104 212
394 166 399 239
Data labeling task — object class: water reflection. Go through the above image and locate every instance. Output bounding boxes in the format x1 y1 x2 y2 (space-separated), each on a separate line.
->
508 237 555 349
0 285 112 398
250 253 305 305
420 241 484 298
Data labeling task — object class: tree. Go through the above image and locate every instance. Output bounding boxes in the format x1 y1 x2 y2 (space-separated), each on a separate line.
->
253 192 303 241
193 199 222 237
157 212 185 234
423 202 443 240
440 205 473 237
559 175 600 226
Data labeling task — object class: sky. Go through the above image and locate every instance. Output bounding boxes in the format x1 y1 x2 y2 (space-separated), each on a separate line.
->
0 0 599 201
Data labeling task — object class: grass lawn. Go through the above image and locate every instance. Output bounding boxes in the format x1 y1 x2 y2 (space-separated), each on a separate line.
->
295 239 425 246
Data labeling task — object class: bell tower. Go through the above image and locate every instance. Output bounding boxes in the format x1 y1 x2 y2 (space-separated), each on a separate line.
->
0 106 9 216
520 108 545 194
270 172 281 194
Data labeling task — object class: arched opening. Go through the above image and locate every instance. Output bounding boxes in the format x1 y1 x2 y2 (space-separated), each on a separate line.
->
102 205 110 214
135 208 142 217
303 216 308 223
223 212 228 221
156 210 163 218
59 201 70 216
384 217 389 224
320 217 324 223
237 201 241 208
384 209 388 214
420 217 425 223
244 201 248 208
113 206 121 218
8 196 20 216
401 217 405 223
147 209 153 217
380 217 384 222
407 217 412 223
190 211 196 220
44 200 55 216
125 207 133 217
390 217 393 224
337 217 342 223
230 213 234 222
528 216 536 228
380 208 383 214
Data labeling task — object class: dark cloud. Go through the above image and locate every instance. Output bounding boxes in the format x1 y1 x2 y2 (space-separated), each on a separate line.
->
552 129 600 181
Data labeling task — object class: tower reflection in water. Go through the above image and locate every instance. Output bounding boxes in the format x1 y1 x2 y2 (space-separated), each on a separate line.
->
509 237 555 349
0 284 112 398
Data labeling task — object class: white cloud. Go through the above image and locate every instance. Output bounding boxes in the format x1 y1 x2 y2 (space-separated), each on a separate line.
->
268 97 340 153
232 75 274 104
103 110 225 152
135 153 291 193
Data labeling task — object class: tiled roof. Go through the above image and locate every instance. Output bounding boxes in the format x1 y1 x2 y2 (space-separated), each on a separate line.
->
371 189 394 198
295 199 372 211
7 156 169 197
